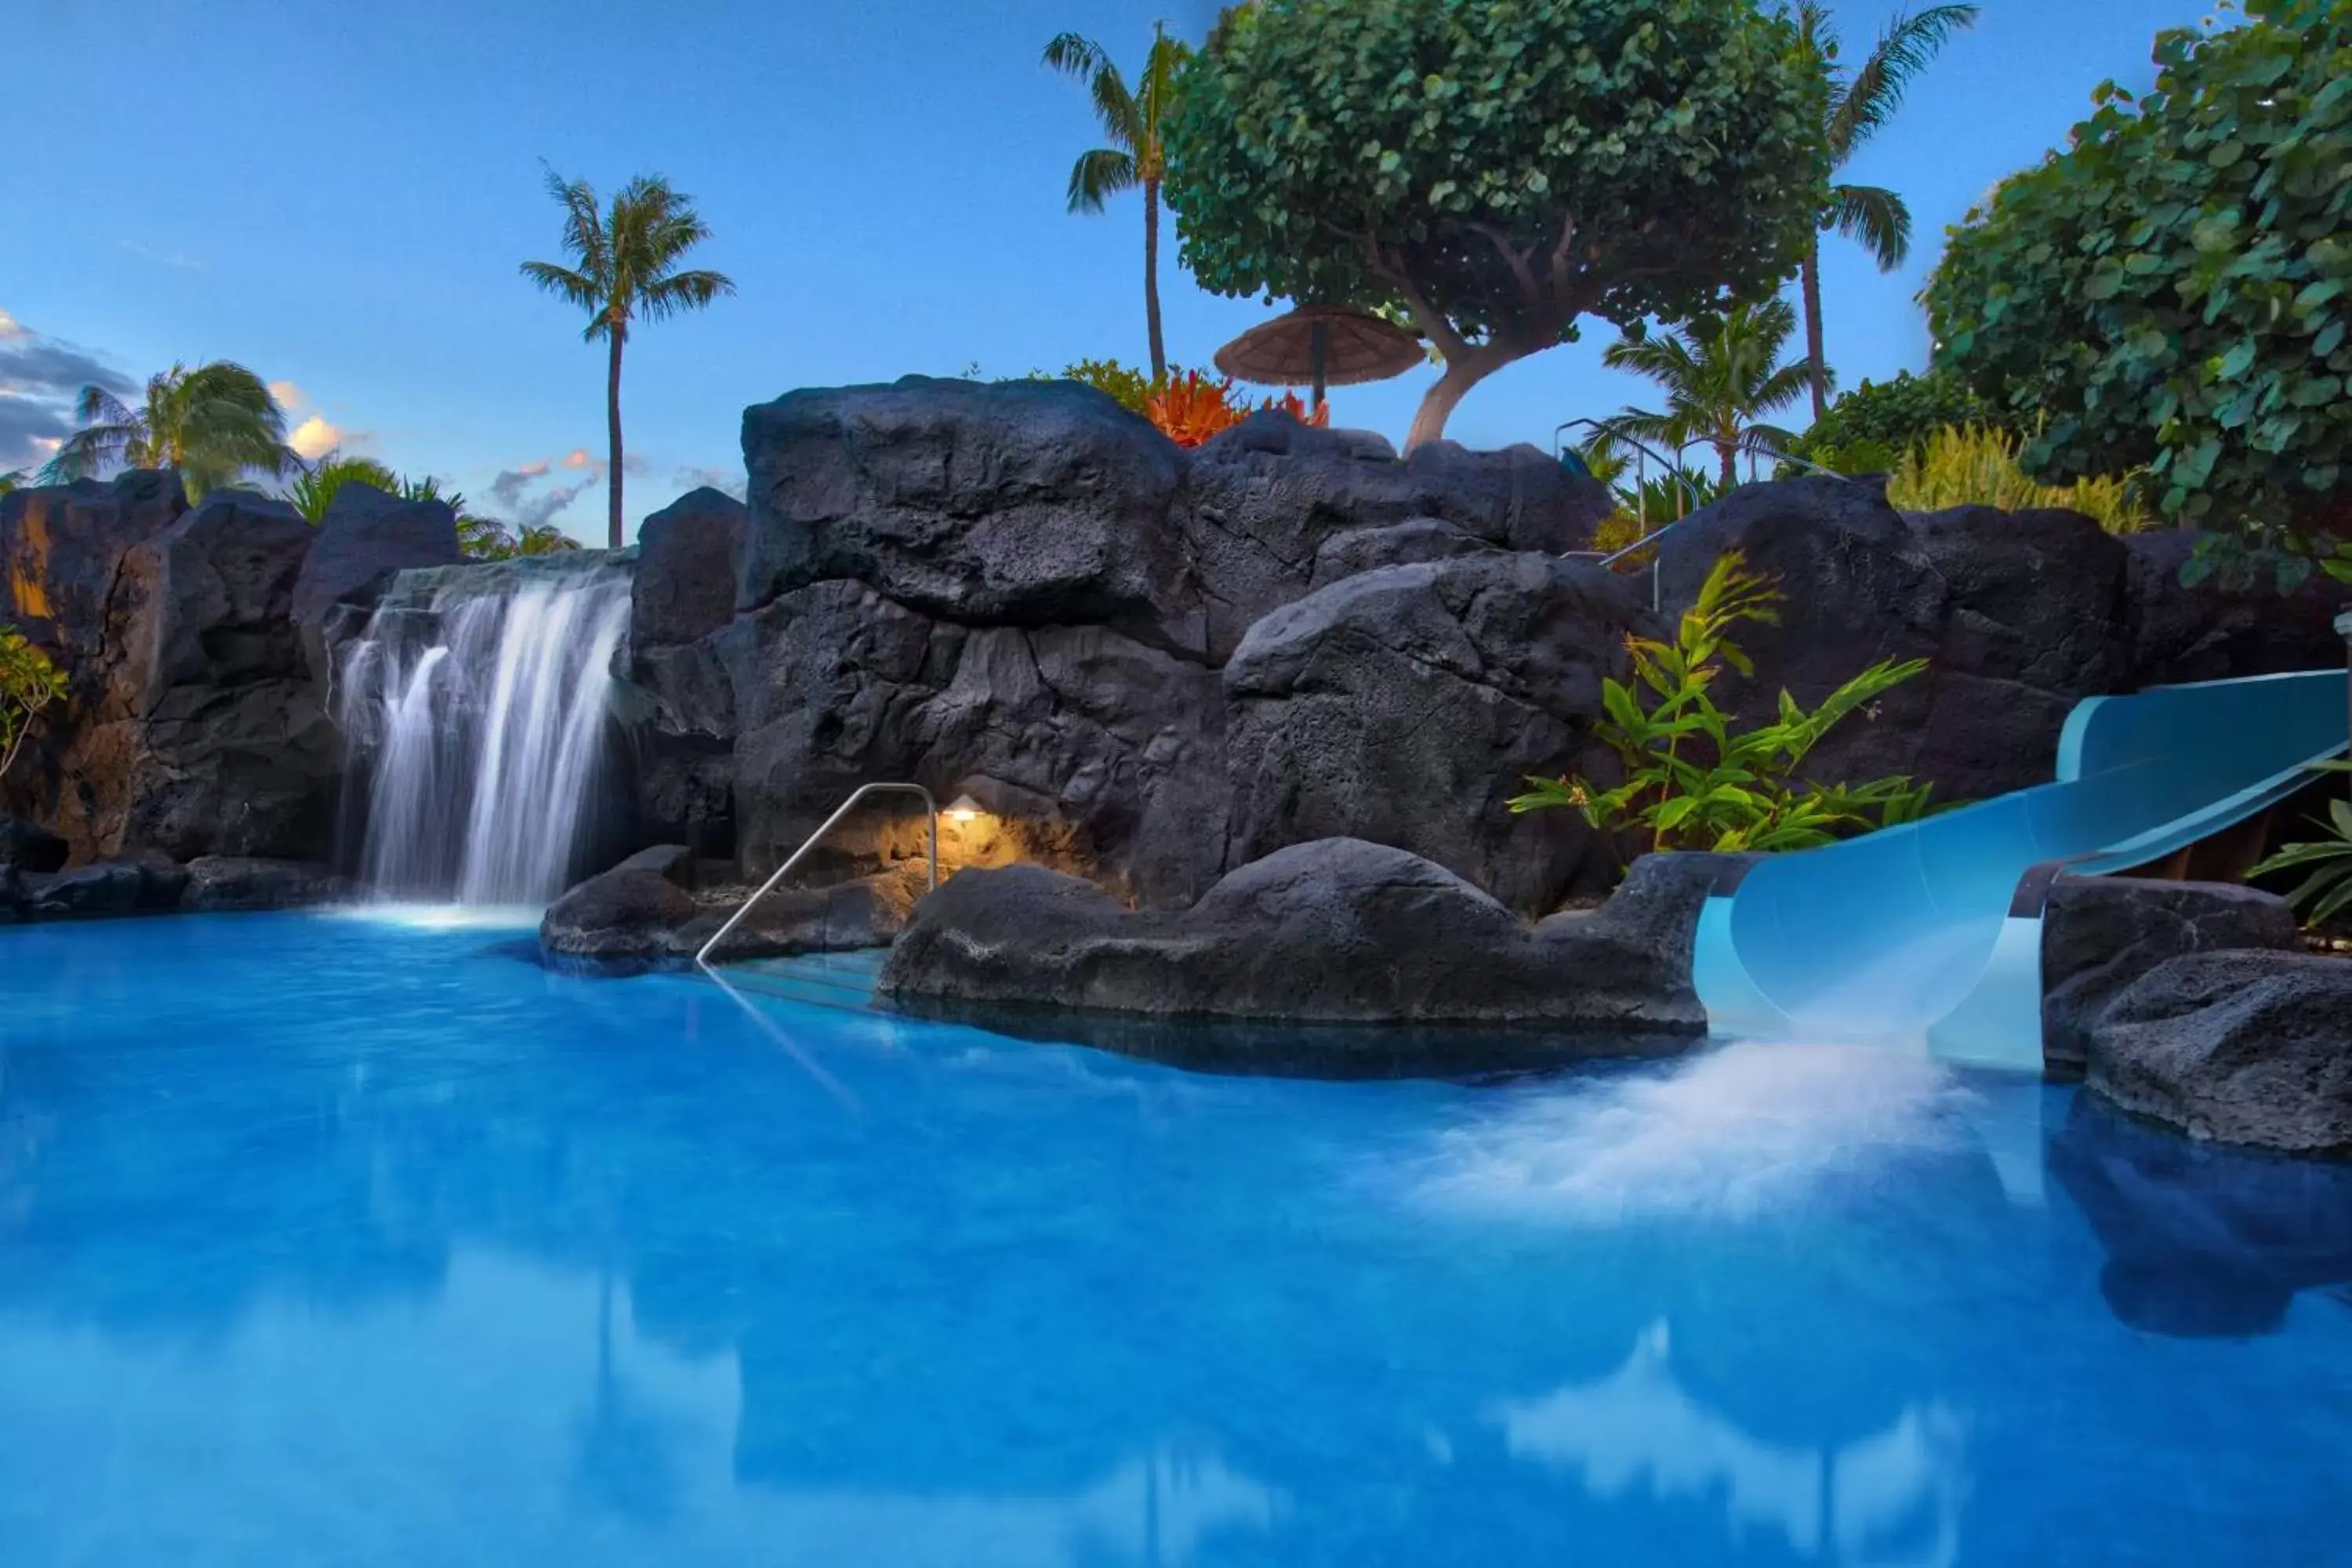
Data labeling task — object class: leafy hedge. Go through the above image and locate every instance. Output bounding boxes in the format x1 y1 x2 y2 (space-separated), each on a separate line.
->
1925 0 2352 531
1794 369 2007 461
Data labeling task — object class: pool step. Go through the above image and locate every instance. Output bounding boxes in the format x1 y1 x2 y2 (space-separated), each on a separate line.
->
710 949 887 1012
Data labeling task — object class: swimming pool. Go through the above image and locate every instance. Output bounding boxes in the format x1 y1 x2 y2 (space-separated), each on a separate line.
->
2 913 2347 1566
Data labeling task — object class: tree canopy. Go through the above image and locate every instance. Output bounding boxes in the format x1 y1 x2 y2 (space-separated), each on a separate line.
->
1926 0 2351 534
1163 0 1831 449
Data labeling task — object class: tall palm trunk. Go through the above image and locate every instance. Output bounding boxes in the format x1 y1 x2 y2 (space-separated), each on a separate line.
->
605 327 626 550
1801 238 1829 421
1143 176 1167 383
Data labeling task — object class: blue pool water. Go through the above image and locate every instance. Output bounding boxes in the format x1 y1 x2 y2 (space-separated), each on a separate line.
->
3 913 2350 1566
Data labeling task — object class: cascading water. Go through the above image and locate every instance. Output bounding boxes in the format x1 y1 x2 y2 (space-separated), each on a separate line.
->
334 554 634 905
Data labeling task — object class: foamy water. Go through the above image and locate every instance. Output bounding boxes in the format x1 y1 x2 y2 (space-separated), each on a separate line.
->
1409 1042 1980 1224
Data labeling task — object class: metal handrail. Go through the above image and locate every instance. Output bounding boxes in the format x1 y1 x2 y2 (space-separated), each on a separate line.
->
1554 418 1712 612
694 782 938 967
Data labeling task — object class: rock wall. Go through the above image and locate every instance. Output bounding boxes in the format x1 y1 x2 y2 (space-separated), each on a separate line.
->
1 473 460 866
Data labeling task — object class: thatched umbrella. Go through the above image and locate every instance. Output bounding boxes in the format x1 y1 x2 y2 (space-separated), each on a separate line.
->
1212 305 1425 411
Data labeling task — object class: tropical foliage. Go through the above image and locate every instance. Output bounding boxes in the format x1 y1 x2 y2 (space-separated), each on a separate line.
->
0 470 24 495
1043 358 1327 443
1925 0 2351 539
1599 300 1814 488
285 452 405 521
2248 764 2352 927
0 625 67 783
38 360 296 501
1510 554 1934 855
1164 0 1831 450
522 165 735 548
1886 425 2152 531
459 518 583 561
1792 3 1979 417
1044 25 1190 381
1792 368 2009 464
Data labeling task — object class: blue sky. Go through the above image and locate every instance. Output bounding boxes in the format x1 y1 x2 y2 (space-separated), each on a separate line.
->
3 0 2200 542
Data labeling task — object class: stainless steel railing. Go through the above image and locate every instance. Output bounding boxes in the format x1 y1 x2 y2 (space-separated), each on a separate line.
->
693 782 938 968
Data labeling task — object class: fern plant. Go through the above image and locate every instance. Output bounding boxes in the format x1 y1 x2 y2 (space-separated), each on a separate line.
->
1511 552 1935 855
2248 763 2352 927
2 625 68 782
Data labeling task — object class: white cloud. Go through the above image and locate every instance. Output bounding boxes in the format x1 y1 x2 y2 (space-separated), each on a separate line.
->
269 380 307 414
289 415 345 460
0 310 26 341
561 447 597 470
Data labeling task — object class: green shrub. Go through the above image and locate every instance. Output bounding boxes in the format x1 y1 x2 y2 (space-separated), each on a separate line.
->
1795 369 2005 463
1924 0 2352 532
2249 762 2352 927
1 624 67 782
1510 553 1935 857
1887 425 2153 532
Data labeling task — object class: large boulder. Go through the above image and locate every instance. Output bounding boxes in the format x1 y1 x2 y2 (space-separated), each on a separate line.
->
629 488 751 857
1653 479 2136 805
8 492 339 864
877 840 1730 1074
1185 416 1607 655
180 856 354 912
539 849 701 967
739 377 1200 652
1223 554 1653 914
2040 877 2303 1079
2086 950 2352 1155
290 482 461 682
0 473 187 836
2125 530 2352 686
701 579 1230 906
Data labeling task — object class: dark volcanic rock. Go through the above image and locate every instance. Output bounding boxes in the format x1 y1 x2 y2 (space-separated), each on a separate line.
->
635 487 748 648
1654 479 2135 805
2124 529 2352 685
630 489 751 858
20 859 148 919
539 844 919 971
0 815 68 873
681 871 922 964
103 493 339 861
2042 877 2302 1079
2087 950 2352 1154
709 579 1231 906
877 840 1728 1073
1185 418 1607 656
0 471 187 666
290 482 461 681
1308 517 1501 589
8 490 339 864
540 857 700 966
180 856 354 912
739 377 1197 651
1224 554 1652 914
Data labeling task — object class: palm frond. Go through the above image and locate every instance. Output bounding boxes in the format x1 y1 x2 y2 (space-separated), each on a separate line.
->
1828 183 1913 271
637 267 736 322
1065 147 1139 213
1831 4 1981 157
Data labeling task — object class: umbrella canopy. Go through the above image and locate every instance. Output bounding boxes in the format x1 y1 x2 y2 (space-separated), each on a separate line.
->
1213 307 1425 401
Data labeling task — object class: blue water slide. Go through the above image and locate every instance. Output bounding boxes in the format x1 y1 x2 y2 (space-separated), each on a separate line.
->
1692 669 2350 1072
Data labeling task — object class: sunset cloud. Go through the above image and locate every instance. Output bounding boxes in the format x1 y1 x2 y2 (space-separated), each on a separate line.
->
289 414 345 461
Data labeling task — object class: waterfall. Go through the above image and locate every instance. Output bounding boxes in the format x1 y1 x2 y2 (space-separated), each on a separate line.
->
335 554 634 905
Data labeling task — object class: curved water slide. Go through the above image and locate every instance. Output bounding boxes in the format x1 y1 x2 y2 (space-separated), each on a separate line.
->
1693 669 2350 1072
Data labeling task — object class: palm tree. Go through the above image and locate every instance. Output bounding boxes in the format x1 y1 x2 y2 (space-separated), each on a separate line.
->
1600 300 1815 489
521 166 735 549
286 452 402 521
38 361 298 500
1795 2 1980 418
1044 24 1189 383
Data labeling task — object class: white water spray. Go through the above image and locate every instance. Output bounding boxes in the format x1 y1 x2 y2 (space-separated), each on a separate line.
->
336 557 633 905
